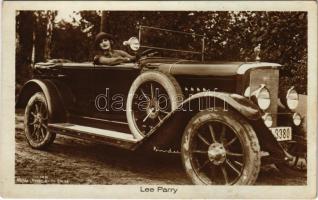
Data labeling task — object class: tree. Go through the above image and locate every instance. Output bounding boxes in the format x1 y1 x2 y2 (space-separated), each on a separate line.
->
16 10 57 96
16 11 35 68
16 11 35 88
34 11 57 62
16 11 308 94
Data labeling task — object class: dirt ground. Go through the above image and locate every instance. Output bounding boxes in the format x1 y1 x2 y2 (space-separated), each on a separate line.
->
15 110 306 185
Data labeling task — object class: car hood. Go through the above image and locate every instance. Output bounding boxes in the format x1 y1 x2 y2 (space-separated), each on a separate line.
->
146 61 281 76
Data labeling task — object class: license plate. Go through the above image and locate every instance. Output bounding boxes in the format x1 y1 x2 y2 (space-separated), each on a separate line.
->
269 127 292 141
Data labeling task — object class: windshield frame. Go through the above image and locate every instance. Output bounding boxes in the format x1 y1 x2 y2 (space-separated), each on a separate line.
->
138 25 206 61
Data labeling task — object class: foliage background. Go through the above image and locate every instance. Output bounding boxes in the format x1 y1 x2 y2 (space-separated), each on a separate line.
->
16 11 307 95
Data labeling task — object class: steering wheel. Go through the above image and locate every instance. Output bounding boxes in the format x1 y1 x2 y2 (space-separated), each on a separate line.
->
138 49 161 59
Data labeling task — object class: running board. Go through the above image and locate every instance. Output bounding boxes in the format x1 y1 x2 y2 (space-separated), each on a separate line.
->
48 123 139 150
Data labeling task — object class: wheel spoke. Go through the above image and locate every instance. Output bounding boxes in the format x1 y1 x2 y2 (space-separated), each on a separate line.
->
208 124 217 143
35 103 40 113
36 126 42 139
226 151 243 157
192 150 208 154
198 133 210 145
38 127 43 139
31 126 38 137
226 159 241 175
221 165 229 184
140 89 148 100
142 111 152 122
33 126 40 140
234 160 243 167
220 125 226 143
198 160 210 172
148 125 154 130
150 83 154 99
31 112 36 117
42 123 48 130
224 137 237 147
158 115 163 122
28 120 36 125
40 127 46 139
159 109 169 114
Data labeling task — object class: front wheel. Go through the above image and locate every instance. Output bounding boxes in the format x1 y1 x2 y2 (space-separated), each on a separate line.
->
181 109 261 185
24 92 56 149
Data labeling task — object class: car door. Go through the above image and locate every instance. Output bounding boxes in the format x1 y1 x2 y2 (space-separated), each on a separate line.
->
59 63 95 116
91 63 140 122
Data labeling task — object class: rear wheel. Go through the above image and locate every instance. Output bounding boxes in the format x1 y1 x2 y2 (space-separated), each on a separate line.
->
181 109 261 185
24 92 56 149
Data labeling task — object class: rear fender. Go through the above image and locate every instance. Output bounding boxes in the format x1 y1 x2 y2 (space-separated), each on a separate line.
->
16 79 72 122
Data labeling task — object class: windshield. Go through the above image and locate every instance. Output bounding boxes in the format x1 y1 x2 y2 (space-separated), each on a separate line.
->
138 26 205 61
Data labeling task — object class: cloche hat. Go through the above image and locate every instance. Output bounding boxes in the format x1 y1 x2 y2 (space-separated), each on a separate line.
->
94 32 114 49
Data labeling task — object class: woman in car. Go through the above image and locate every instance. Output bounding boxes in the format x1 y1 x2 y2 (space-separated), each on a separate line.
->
94 32 135 65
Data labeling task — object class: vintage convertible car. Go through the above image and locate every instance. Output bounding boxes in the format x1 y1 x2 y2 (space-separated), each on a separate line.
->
16 26 306 185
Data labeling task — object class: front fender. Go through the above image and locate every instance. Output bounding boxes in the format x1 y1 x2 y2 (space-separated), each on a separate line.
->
136 91 262 149
16 79 69 122
175 92 262 120
137 92 286 160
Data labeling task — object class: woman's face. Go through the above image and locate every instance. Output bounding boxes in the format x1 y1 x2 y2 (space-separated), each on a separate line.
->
99 38 111 50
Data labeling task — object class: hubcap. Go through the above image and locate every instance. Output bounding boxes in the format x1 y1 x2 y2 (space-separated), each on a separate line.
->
189 121 245 185
132 81 172 135
36 113 43 123
146 99 160 119
208 142 226 165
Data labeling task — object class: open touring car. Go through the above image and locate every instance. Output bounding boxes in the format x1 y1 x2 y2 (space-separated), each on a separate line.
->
16 26 307 185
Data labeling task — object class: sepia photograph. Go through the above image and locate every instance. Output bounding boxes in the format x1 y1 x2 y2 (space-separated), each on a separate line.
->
1 1 317 199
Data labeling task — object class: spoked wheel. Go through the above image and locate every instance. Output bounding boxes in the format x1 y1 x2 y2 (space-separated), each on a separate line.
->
181 109 261 185
126 71 183 140
275 138 307 175
24 92 56 149
132 81 173 134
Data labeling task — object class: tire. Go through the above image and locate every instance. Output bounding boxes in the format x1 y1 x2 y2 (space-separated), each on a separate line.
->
126 71 183 140
275 141 307 176
24 92 56 149
181 108 261 185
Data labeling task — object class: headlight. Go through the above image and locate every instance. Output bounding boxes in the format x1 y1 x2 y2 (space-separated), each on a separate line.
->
292 112 302 126
262 113 273 127
253 84 271 110
286 86 299 110
123 37 140 51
